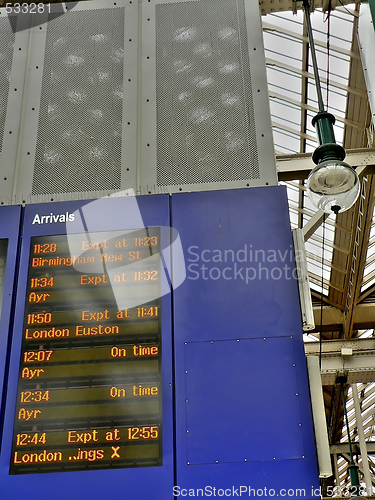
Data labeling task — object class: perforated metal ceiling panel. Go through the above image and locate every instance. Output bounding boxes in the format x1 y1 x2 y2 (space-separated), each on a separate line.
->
0 13 31 204
155 0 259 186
0 17 15 156
0 0 275 203
140 0 277 193
3 0 138 204
31 7 125 195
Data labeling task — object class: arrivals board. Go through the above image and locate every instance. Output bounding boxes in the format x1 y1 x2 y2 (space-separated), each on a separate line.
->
0 196 174 499
10 229 162 474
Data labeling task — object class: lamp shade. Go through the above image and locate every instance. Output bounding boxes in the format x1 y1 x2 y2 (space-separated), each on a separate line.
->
306 160 360 214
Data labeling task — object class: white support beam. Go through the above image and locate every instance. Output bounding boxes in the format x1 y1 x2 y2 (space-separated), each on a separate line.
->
302 209 328 241
262 22 360 60
307 356 333 477
269 91 365 130
333 454 341 493
330 442 375 454
258 0 359 16
277 149 375 180
305 338 375 355
305 339 375 384
351 384 373 496
266 58 368 98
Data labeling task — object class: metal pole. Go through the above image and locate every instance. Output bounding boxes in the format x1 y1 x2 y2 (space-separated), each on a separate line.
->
333 454 341 494
351 384 372 496
340 383 361 497
302 0 325 113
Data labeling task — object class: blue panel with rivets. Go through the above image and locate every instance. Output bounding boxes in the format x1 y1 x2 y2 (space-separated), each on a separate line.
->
0 206 22 431
172 186 320 498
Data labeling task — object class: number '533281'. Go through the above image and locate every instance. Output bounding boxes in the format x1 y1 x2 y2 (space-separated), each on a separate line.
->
5 3 51 14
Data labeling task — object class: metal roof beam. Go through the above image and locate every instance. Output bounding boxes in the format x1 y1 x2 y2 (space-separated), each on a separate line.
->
305 337 375 354
269 92 366 130
330 442 375 454
305 352 375 385
277 149 375 180
266 58 368 98
311 302 375 331
262 21 360 60
258 0 360 16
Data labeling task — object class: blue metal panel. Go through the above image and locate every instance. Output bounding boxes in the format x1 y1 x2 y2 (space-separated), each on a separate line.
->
184 337 303 464
172 187 320 498
0 195 174 500
0 206 22 427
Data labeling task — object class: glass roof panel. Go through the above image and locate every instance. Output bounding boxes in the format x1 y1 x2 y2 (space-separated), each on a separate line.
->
361 204 375 293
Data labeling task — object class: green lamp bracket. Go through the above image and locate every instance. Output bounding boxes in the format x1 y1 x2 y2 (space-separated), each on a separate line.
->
311 112 346 165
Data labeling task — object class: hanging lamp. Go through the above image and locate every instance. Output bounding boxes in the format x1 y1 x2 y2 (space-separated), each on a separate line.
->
301 0 360 215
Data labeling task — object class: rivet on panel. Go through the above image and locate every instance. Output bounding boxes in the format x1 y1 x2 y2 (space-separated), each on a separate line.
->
186 399 188 403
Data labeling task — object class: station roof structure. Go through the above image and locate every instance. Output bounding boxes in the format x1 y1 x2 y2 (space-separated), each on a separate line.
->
261 0 375 494
0 0 374 495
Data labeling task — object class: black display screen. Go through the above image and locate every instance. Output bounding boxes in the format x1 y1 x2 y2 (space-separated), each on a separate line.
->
10 229 162 474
